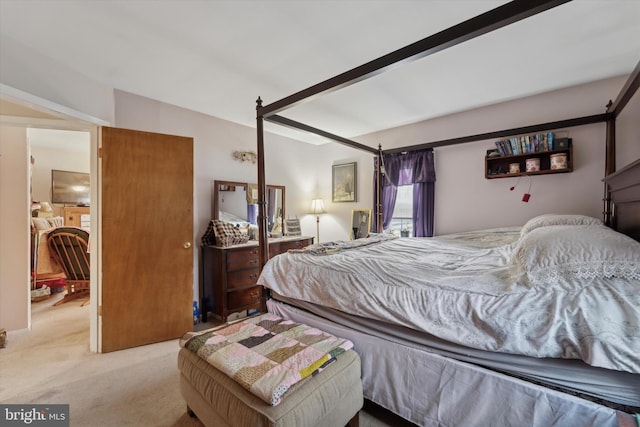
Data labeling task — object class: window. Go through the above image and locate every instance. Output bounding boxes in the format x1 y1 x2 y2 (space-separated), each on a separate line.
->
373 148 435 237
386 184 413 237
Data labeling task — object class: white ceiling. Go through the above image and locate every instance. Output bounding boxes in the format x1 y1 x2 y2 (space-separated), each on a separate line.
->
1 1 639 145
28 128 90 153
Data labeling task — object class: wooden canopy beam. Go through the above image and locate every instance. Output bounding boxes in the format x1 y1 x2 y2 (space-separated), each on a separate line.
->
383 113 609 154
265 115 378 154
258 0 570 119
607 60 640 119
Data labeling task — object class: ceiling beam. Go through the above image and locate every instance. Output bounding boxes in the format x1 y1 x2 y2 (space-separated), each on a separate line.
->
265 115 378 154
384 113 609 154
258 0 571 118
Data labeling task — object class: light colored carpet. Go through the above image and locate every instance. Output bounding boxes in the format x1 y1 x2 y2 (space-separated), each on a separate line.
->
0 294 413 426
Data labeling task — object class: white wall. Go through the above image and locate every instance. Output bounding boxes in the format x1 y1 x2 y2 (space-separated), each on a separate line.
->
311 143 376 243
113 90 323 300
0 35 114 124
356 76 637 235
0 126 30 331
2 66 637 331
0 34 110 333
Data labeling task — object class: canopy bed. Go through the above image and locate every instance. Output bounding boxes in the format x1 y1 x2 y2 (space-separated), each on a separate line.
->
251 1 640 426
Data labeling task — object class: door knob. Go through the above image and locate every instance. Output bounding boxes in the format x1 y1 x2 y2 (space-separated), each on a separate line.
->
183 242 191 249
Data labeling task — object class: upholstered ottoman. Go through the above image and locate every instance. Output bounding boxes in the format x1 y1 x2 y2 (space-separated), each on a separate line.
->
177 315 363 427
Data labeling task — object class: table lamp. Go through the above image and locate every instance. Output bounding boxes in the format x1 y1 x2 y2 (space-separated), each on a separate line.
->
310 199 326 242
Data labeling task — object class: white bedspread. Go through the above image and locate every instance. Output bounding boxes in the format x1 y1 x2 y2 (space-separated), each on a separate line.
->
258 228 640 373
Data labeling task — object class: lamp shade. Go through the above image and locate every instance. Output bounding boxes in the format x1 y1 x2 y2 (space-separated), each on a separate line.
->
310 199 326 215
40 201 53 212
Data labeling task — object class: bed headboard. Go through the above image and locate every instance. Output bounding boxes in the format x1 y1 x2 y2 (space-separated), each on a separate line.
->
602 158 640 241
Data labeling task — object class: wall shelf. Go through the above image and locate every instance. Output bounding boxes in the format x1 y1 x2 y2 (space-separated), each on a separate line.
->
485 139 572 179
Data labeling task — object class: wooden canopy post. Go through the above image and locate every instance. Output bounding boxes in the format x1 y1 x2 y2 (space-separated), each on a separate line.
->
602 60 640 226
376 145 384 232
603 102 616 226
256 97 270 313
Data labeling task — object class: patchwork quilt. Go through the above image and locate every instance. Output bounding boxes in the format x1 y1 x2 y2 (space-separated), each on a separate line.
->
180 313 353 406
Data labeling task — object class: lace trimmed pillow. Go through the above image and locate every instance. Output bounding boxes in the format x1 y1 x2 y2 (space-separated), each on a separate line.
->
511 225 640 285
520 214 603 237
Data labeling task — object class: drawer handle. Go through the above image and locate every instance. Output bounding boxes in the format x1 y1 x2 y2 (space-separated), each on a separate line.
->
250 291 259 298
249 259 258 265
249 274 258 280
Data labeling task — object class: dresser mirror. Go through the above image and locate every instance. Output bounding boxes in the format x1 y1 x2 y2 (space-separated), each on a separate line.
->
213 180 285 237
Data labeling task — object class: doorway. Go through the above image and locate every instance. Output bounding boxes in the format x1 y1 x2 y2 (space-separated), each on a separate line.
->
28 128 91 327
0 94 102 350
2 92 195 353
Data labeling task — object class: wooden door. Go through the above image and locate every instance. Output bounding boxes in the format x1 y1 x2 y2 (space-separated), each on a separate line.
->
100 127 193 352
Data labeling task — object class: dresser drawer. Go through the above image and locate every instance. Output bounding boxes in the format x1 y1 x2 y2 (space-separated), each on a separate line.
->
201 238 312 323
227 268 260 290
227 287 261 309
227 247 259 270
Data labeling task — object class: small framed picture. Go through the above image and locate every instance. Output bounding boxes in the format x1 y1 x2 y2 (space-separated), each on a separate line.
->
332 162 357 203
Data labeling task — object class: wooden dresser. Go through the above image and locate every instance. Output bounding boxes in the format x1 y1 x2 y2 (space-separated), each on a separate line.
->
63 206 90 228
201 236 313 322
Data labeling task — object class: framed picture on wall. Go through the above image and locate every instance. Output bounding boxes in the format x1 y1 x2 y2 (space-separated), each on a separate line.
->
332 162 357 203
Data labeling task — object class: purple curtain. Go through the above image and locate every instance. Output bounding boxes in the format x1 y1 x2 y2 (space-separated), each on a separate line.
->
247 204 258 225
373 160 398 231
372 149 435 236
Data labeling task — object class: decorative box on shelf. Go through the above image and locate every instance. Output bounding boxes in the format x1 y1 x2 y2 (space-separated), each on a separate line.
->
485 138 572 179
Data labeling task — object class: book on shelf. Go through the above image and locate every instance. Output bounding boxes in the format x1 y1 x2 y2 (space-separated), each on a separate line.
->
502 140 512 155
509 138 519 155
538 133 548 152
491 132 567 158
531 134 539 152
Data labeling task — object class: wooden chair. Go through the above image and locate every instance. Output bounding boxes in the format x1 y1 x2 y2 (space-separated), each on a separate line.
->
47 227 90 306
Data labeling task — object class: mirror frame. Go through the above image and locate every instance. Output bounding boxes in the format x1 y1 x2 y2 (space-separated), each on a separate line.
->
351 208 372 239
213 180 285 237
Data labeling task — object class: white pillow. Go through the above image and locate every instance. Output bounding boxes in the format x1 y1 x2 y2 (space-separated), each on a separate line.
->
511 225 640 285
47 216 64 228
520 214 603 237
31 217 53 231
